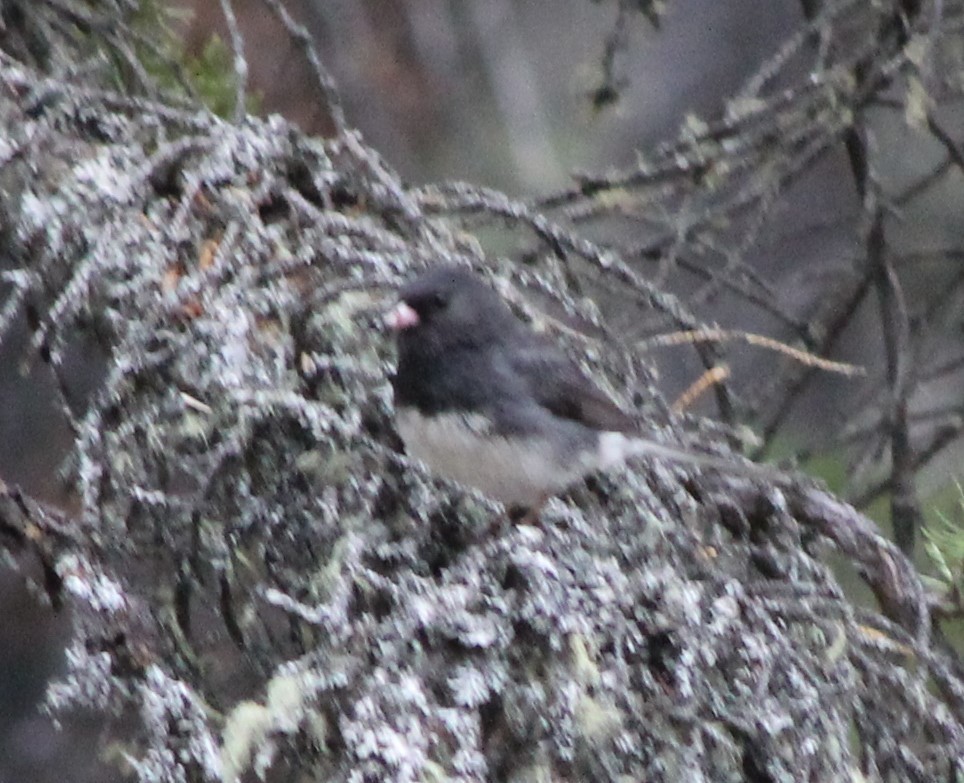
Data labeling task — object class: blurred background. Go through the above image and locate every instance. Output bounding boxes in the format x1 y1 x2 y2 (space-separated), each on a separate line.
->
2 0 962 780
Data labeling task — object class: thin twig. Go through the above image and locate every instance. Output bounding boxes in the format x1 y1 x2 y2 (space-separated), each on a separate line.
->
259 0 347 135
218 0 248 123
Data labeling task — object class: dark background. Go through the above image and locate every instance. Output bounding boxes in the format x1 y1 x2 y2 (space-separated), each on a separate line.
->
2 1 961 780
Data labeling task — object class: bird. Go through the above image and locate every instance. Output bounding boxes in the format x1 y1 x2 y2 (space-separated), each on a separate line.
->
386 266 781 510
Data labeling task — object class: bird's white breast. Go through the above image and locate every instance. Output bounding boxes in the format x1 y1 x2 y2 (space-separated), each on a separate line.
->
395 407 595 507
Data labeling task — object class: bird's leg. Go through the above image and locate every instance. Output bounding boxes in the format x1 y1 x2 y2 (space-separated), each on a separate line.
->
514 493 549 527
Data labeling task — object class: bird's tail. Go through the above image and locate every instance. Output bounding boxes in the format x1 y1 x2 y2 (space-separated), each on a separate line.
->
598 432 787 483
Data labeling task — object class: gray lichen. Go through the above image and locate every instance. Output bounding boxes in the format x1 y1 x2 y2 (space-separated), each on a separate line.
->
1 3 963 782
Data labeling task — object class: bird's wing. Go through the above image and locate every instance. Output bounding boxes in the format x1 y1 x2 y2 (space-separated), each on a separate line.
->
506 337 636 433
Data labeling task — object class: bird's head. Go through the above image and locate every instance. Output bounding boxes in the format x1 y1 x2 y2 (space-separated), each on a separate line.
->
387 267 514 355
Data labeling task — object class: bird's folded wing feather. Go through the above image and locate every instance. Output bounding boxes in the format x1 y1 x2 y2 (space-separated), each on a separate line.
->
507 339 636 432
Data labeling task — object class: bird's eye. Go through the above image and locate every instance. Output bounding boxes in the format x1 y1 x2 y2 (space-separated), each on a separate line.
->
409 290 448 320
417 292 447 315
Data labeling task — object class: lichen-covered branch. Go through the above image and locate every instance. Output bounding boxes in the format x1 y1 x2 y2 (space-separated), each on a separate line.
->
2 2 964 782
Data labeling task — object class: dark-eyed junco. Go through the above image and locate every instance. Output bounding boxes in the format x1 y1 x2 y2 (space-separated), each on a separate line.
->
387 266 778 508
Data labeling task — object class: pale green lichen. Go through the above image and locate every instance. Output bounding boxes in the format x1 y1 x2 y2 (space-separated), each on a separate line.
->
2 3 963 781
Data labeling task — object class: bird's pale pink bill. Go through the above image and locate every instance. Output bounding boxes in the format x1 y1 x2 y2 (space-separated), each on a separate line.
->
386 301 420 331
